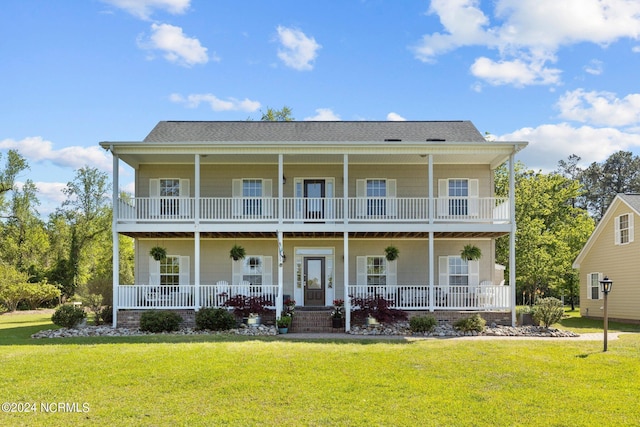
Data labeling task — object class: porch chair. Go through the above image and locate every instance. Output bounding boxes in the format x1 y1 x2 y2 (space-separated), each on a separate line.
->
215 280 230 306
237 280 251 297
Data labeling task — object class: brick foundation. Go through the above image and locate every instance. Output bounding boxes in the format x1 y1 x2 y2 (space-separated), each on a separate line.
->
117 309 512 329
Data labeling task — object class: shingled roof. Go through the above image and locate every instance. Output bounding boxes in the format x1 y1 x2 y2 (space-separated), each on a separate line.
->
143 121 487 143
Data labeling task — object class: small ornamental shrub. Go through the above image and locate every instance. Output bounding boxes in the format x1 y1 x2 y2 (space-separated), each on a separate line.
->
98 306 113 325
409 315 437 333
350 295 408 324
532 297 564 328
52 305 87 328
195 308 236 331
276 315 292 328
139 310 182 333
454 313 486 333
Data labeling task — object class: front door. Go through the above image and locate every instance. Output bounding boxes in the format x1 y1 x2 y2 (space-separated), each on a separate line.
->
304 180 325 220
304 257 325 306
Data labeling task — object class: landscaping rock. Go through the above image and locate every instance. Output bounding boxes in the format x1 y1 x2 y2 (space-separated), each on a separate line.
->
349 322 579 338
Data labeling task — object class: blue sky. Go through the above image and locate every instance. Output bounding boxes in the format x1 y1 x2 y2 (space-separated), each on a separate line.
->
2 0 640 215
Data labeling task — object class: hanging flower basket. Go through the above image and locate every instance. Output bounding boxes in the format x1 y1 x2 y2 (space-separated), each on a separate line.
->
460 244 482 261
149 246 167 261
384 245 399 261
229 244 246 261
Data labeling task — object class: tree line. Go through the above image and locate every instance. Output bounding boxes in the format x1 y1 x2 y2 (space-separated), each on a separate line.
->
1 145 639 311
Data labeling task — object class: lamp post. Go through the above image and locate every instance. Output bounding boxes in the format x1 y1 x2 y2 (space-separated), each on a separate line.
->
599 276 613 352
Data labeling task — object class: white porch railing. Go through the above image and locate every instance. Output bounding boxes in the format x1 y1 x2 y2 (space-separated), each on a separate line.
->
116 196 510 223
434 197 509 222
348 284 510 311
117 285 196 309
199 284 278 309
116 284 279 309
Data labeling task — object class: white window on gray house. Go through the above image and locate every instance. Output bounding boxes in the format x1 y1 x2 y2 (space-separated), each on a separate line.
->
160 256 180 287
367 179 386 216
243 179 262 216
367 256 387 286
449 179 468 216
160 179 180 216
243 256 263 286
448 256 469 286
615 213 634 245
588 272 602 300
438 256 479 288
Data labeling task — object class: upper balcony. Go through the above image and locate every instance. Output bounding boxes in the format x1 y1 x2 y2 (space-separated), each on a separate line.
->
116 196 510 225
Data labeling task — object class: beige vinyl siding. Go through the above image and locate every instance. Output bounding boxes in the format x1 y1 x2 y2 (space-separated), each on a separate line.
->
434 240 494 285
137 165 195 197
137 164 494 199
579 200 640 321
433 165 492 198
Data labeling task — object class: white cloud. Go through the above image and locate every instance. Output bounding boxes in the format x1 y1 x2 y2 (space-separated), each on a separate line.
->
276 26 321 71
413 0 640 87
557 89 640 127
139 23 210 67
471 56 561 86
304 108 340 121
0 137 112 172
386 112 406 121
102 0 190 20
170 93 260 112
633 46 640 53
499 123 640 171
584 59 604 75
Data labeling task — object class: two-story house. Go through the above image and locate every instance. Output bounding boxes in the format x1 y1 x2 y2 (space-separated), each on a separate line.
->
100 121 526 329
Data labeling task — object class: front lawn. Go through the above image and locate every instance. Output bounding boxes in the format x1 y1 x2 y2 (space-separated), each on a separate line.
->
1 312 639 426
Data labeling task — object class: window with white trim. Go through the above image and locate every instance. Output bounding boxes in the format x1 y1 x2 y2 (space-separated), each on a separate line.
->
160 178 180 216
367 256 387 286
615 213 633 245
449 179 468 216
160 256 180 287
243 256 263 286
367 179 386 216
588 272 602 300
448 256 469 287
243 179 262 216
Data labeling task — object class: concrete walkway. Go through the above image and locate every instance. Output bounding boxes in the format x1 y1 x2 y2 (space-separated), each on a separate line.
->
276 332 624 341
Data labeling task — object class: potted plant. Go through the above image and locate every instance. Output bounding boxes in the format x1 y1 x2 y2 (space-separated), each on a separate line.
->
384 245 399 261
229 244 246 261
149 246 167 261
223 294 270 327
284 298 296 317
460 244 482 261
331 299 345 328
276 315 292 333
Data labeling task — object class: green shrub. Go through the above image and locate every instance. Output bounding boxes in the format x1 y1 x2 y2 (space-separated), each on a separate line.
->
532 297 564 328
97 305 113 325
409 315 437 333
454 313 486 333
195 308 236 331
139 310 182 333
52 305 87 328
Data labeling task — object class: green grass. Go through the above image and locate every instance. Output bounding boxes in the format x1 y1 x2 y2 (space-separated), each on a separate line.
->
1 312 640 426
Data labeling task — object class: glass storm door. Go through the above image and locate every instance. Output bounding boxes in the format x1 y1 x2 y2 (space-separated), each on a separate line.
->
304 257 325 306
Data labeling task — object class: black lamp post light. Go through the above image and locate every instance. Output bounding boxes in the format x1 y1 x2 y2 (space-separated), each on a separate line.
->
599 276 613 352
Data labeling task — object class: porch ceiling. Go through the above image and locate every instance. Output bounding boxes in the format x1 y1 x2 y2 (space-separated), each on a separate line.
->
124 230 508 239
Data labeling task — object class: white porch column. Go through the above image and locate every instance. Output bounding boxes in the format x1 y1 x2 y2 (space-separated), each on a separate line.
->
344 231 350 331
194 231 200 310
276 230 284 319
278 154 283 225
343 154 349 224
194 155 201 310
111 148 119 328
509 152 517 326
428 154 433 224
429 231 434 312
